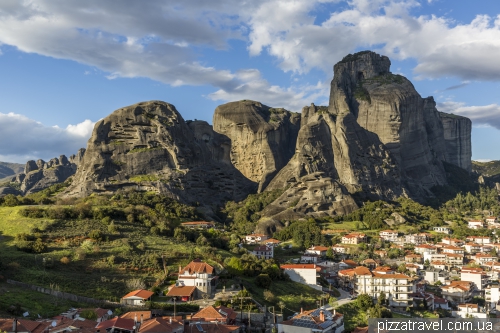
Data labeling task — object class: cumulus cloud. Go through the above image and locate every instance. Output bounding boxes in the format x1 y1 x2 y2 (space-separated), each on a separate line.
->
0 113 95 163
437 101 500 130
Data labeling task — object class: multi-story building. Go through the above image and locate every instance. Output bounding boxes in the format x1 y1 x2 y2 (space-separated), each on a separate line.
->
424 269 448 285
460 268 489 290
341 233 367 245
466 236 491 244
473 253 497 265
379 230 399 242
404 234 426 245
485 284 500 309
339 266 416 308
441 245 465 255
252 245 273 259
281 264 321 290
464 243 482 254
452 304 488 318
441 281 474 304
404 254 423 264
442 238 463 246
445 253 464 267
332 244 348 254
415 244 437 255
176 259 216 297
486 216 499 224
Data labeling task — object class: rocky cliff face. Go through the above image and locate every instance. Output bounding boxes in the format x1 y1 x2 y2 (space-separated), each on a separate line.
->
63 52 472 221
213 101 300 191
440 113 472 172
13 149 86 194
64 101 255 212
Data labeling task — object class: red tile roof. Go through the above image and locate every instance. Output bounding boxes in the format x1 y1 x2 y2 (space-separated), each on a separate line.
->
120 311 152 321
166 286 196 297
139 318 183 333
281 264 316 269
122 289 155 300
96 317 135 331
192 306 226 321
180 259 214 274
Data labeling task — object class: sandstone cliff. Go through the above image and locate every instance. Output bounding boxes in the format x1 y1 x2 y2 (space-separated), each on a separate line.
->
64 101 255 212
213 100 300 191
440 113 472 172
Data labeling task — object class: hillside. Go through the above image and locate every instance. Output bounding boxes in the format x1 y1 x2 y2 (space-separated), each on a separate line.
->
0 162 24 180
473 160 500 177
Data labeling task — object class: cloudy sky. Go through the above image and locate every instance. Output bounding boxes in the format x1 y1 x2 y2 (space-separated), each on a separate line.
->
1 0 500 163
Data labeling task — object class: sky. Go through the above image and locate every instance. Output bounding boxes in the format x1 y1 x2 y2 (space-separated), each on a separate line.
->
1 0 500 163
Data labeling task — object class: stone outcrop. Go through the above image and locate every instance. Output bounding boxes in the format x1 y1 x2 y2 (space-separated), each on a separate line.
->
0 162 24 180
440 113 472 172
0 186 21 197
15 150 85 194
64 101 255 213
213 101 300 191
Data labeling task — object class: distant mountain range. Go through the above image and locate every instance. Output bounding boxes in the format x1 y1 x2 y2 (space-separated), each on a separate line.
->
0 162 24 181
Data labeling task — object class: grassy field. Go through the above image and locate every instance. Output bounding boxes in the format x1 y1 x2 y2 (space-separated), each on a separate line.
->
0 282 95 319
0 206 230 302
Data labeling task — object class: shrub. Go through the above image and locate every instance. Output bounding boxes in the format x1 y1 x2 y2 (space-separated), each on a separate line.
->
255 274 272 289
60 256 71 264
88 230 103 241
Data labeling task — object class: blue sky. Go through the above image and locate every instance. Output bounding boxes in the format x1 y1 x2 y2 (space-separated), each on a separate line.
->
1 0 500 163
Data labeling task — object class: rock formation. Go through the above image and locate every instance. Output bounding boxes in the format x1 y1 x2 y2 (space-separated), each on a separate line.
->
64 101 255 213
0 162 24 180
61 51 473 221
213 101 300 191
13 149 86 194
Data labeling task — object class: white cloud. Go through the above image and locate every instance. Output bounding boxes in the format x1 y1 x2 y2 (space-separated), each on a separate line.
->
437 101 500 130
0 112 94 163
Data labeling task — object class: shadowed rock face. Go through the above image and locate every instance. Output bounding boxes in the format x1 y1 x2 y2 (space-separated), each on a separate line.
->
65 101 255 210
440 113 472 172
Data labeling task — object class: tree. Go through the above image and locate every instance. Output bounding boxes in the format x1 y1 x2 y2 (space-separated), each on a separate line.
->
329 297 339 309
263 290 275 302
377 291 386 306
255 274 272 289
356 294 373 311
80 309 98 320
326 247 334 259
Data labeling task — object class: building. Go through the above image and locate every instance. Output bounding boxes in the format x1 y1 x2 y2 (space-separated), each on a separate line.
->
332 244 347 254
279 308 344 333
433 226 451 234
263 238 281 246
121 289 155 306
187 323 240 333
166 285 197 302
341 233 366 245
191 306 237 324
181 221 215 229
468 220 484 229
176 259 216 297
424 269 448 285
415 244 437 255
138 317 184 333
405 254 423 264
404 234 427 245
379 230 399 242
485 284 500 310
252 245 273 259
245 234 268 244
374 250 387 258
441 245 465 255
353 268 416 308
430 260 447 270
433 297 450 310
301 253 321 263
281 264 320 290
306 246 330 256
486 216 498 224
452 304 488 318
472 253 497 265
444 253 464 267
466 236 491 244
442 238 463 246
464 243 482 254
96 317 136 333
441 281 474 304
460 268 488 290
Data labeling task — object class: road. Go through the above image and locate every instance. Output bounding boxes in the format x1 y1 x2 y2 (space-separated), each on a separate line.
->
336 287 354 307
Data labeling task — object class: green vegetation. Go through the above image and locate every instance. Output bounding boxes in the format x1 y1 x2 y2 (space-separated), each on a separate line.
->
472 160 500 177
275 219 327 249
339 51 372 63
354 83 371 103
129 175 159 182
128 147 164 154
221 189 285 234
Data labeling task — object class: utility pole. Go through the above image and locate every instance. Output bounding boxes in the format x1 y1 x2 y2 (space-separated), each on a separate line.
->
174 298 176 318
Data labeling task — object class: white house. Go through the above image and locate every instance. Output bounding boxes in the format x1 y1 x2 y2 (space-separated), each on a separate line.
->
281 264 320 290
121 289 155 306
245 234 268 244
176 259 216 297
452 304 488 318
252 245 273 260
379 230 399 242
466 236 491 244
433 226 451 234
468 220 485 229
486 216 498 224
461 269 488 290
485 285 500 310
306 245 330 256
332 244 347 254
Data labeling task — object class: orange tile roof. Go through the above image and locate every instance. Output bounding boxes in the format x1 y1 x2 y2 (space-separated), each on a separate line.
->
192 306 226 321
166 286 196 297
18 320 44 332
122 289 155 300
96 317 135 331
0 320 30 333
308 246 329 251
192 324 240 333
120 311 152 321
339 266 372 277
372 272 411 279
181 260 214 274
281 264 316 269
139 318 183 333
265 238 281 243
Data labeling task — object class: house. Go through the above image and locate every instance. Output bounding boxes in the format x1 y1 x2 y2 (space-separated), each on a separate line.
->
405 263 420 274
301 253 321 263
0 319 38 333
472 253 497 265
464 243 482 254
433 296 450 310
181 221 215 229
138 317 184 333
166 286 197 302
306 246 330 256
278 308 344 333
352 268 416 308
341 233 366 245
452 304 488 318
252 245 273 259
442 237 463 246
433 226 451 234
466 236 491 244
486 216 498 224
411 291 434 310
441 281 475 304
263 238 281 246
468 220 484 229
485 284 500 310
404 234 427 245
96 317 136 333
405 253 423 264
245 234 268 244
441 245 464 255
176 259 216 297
461 268 489 290
414 244 437 255
281 264 320 290
191 305 237 324
444 253 464 267
120 311 152 322
430 260 447 270
424 268 448 285
121 289 154 306
374 250 387 258
332 244 347 254
379 230 399 242
361 258 378 270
